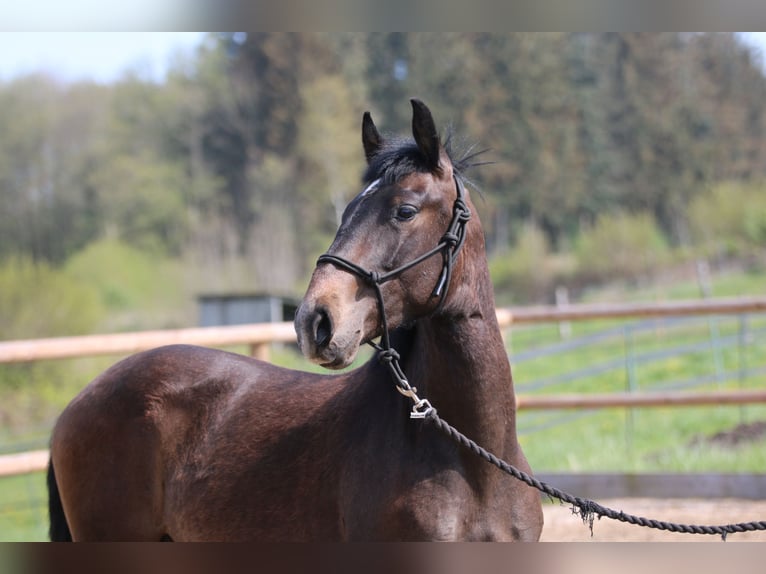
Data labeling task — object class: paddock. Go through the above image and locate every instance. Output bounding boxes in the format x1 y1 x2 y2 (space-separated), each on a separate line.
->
1 296 765 541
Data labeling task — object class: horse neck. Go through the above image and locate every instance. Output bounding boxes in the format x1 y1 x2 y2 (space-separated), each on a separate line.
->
404 222 518 454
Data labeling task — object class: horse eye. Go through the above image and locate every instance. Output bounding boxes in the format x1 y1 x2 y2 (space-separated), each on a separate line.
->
395 205 419 221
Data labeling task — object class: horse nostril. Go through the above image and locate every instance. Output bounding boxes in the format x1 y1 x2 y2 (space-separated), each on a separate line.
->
312 308 333 349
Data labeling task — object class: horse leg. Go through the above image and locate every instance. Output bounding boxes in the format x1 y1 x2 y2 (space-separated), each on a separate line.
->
51 416 168 541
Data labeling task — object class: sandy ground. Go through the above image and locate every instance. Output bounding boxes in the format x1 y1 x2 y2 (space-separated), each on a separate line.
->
541 498 766 542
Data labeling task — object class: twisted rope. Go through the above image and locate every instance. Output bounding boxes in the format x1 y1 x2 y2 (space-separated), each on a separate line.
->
423 408 766 540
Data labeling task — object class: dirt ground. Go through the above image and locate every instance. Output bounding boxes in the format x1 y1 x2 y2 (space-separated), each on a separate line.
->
541 497 766 542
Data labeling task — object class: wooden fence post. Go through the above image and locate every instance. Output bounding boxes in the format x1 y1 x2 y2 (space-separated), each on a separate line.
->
250 343 270 362
555 286 572 339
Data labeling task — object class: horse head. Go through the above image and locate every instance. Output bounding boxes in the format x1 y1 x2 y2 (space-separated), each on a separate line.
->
295 99 473 369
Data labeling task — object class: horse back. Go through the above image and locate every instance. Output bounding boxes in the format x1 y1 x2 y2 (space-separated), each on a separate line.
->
50 344 350 540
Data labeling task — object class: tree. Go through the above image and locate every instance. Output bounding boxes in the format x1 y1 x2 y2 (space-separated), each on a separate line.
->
365 33 412 126
0 75 111 262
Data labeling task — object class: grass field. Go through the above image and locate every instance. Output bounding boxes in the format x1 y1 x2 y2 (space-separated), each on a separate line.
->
510 266 766 474
1 267 764 541
0 473 46 542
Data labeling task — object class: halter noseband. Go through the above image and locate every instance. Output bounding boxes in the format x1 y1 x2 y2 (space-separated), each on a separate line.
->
315 173 471 417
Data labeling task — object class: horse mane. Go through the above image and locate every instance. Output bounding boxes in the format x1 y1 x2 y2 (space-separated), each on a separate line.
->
362 126 491 190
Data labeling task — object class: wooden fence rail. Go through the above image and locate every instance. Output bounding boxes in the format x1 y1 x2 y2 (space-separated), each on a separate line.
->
0 322 297 364
1 295 765 478
494 296 766 327
1 296 765 364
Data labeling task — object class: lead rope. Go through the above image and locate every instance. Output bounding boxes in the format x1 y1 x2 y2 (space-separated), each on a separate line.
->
317 175 766 540
425 412 766 540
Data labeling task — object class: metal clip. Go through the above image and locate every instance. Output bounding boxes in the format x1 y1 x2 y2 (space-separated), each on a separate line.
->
410 399 433 419
396 383 418 400
395 384 432 419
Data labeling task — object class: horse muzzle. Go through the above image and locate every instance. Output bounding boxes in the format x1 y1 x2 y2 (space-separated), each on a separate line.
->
295 296 367 370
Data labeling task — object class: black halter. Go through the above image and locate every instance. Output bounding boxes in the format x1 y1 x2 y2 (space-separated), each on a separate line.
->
316 173 471 416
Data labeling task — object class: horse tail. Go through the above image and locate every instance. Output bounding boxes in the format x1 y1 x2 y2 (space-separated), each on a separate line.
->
47 458 72 541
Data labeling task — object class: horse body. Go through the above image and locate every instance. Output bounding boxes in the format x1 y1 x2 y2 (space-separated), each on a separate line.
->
48 99 543 541
51 325 540 540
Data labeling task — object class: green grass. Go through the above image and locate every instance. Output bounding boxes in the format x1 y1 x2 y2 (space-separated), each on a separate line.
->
519 403 766 473
580 263 766 302
0 473 47 542
508 265 766 474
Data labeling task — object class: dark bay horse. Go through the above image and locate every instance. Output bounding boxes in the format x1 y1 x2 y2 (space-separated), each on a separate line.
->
47 99 543 541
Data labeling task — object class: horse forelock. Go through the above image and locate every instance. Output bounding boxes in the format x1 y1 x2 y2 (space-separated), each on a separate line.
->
360 129 484 195
362 139 435 186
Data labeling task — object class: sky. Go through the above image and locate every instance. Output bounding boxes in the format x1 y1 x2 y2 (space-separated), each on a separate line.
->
0 32 207 84
741 31 766 64
0 32 764 85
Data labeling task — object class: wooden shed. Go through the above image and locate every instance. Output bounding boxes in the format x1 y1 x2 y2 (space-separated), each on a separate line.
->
198 294 299 327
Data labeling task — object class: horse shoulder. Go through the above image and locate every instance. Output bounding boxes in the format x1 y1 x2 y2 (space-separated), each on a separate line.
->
142 347 352 540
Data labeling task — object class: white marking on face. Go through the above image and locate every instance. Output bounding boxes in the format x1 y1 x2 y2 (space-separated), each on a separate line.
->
361 178 382 197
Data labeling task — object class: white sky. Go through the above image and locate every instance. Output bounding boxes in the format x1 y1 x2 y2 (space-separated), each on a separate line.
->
0 0 193 30
740 31 766 63
0 32 207 84
0 32 764 85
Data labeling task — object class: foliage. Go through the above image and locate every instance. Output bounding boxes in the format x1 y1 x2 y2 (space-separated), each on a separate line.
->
0 256 103 341
0 76 110 263
0 257 105 429
489 223 556 304
88 153 188 254
64 238 190 331
573 212 669 285
688 181 766 260
1 33 766 299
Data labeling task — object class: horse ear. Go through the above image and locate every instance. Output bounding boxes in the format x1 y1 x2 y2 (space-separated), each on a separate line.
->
410 98 442 172
362 111 383 164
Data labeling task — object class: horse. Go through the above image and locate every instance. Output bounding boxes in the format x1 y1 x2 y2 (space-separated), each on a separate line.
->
47 99 544 541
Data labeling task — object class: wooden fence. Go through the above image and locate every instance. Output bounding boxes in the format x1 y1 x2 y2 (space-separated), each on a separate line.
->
1 295 765 478
2 296 765 365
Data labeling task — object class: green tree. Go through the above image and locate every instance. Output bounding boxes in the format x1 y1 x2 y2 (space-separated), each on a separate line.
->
0 76 110 262
689 181 766 259
365 33 412 126
574 212 669 284
0 256 103 340
298 75 364 225
83 76 190 254
2 32 766 297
